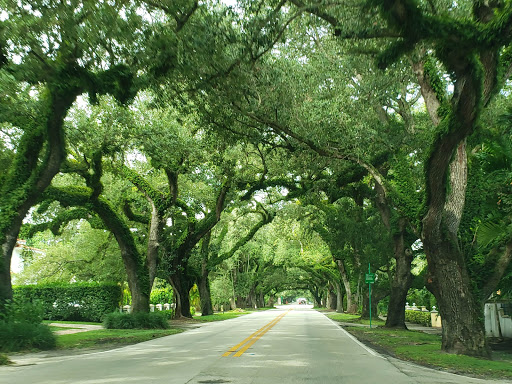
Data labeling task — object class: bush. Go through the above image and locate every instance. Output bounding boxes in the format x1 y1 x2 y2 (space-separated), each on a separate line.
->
0 300 44 324
405 310 431 327
13 282 122 322
150 287 173 305
0 353 11 365
160 309 174 319
0 321 56 352
103 311 169 329
0 301 56 352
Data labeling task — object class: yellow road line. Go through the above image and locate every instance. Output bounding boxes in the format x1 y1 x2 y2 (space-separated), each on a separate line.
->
222 309 292 357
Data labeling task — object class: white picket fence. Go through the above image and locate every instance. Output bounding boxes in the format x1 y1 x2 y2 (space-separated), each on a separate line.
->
121 303 175 313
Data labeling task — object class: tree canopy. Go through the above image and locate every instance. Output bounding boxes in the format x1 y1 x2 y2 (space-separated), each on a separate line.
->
2 0 512 357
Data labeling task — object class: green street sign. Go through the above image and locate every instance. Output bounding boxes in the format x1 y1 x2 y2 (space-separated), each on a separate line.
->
365 273 375 284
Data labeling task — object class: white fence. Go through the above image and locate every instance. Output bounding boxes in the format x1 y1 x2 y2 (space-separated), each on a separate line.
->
121 303 175 313
425 302 512 337
484 303 512 338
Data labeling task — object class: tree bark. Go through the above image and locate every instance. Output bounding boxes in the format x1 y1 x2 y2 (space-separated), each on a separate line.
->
199 232 214 316
386 221 414 328
336 259 358 313
169 268 193 318
424 141 490 356
198 273 213 316
0 89 78 307
327 284 337 310
334 280 344 313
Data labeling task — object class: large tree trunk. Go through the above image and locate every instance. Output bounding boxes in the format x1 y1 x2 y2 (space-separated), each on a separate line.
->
198 275 213 316
334 280 344 313
386 220 414 328
0 229 18 309
0 89 79 308
425 246 488 356
94 196 150 313
198 273 213 316
198 233 214 316
310 287 322 307
423 141 490 356
373 180 414 328
327 284 337 310
169 270 193 318
257 292 265 308
336 260 358 313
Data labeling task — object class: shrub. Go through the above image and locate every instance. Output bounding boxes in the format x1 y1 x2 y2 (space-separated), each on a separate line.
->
103 311 169 329
160 309 174 319
150 287 173 304
13 282 122 322
0 353 11 365
0 301 56 352
0 322 56 352
405 310 431 327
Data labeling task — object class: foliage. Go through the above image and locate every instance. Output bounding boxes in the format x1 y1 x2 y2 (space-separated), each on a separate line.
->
0 301 55 352
15 224 126 285
210 273 234 308
13 282 122 322
0 353 11 365
406 288 436 310
0 321 56 352
404 310 431 327
150 287 174 305
103 311 169 329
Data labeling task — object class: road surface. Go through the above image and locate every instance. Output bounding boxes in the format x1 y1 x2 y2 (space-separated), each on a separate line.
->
1 305 508 384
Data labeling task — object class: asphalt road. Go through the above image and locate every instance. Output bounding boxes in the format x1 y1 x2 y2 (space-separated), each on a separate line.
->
1 305 508 384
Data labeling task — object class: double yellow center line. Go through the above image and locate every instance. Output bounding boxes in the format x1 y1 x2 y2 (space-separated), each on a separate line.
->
222 309 292 357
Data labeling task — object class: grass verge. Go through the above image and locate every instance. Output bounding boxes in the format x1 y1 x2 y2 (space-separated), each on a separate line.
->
325 312 386 327
344 326 512 380
194 311 250 322
56 328 183 349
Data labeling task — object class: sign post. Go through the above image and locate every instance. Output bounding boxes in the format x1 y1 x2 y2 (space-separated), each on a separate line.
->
365 264 375 328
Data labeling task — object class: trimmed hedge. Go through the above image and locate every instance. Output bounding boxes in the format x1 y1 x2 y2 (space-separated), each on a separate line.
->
13 282 122 322
405 310 431 327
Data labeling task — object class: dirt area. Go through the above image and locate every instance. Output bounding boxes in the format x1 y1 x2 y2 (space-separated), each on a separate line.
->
489 338 512 354
50 323 103 335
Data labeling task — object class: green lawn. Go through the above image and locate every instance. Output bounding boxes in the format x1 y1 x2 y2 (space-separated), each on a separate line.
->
326 312 386 327
344 327 512 380
193 311 250 322
56 328 183 349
